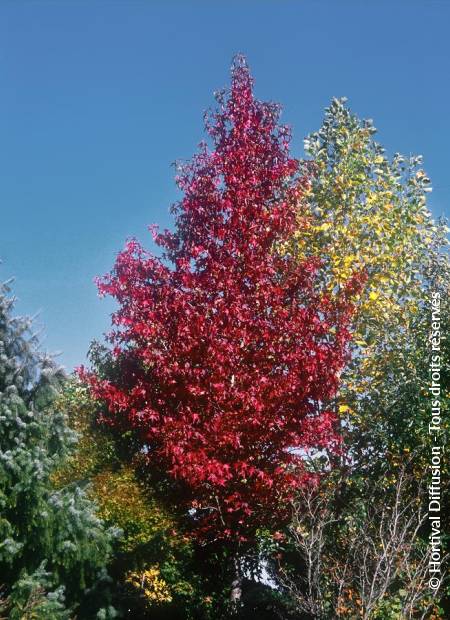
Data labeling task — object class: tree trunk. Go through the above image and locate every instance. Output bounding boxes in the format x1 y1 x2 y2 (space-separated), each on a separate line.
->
230 553 242 610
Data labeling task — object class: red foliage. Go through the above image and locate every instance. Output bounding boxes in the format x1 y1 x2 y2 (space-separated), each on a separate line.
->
81 57 363 541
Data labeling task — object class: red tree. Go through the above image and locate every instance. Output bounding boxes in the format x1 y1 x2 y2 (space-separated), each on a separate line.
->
82 57 362 541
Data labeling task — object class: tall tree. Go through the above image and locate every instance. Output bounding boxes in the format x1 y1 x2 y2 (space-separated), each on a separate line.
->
0 279 115 619
81 57 362 547
288 97 449 471
273 99 449 619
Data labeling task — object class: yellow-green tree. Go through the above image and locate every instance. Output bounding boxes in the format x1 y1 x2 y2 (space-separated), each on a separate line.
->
273 100 449 619
54 379 223 619
285 97 449 467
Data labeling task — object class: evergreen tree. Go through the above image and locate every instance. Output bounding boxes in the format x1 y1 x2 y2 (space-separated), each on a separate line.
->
0 278 116 619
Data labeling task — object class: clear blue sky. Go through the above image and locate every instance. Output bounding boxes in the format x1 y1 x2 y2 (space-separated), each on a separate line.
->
1 0 449 371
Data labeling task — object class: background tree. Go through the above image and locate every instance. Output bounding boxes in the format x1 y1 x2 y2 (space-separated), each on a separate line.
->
273 99 449 618
288 97 449 470
55 375 230 620
275 463 439 620
0 278 116 619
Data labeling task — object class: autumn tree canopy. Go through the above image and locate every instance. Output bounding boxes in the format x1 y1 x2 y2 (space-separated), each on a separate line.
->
82 57 363 542
289 97 450 470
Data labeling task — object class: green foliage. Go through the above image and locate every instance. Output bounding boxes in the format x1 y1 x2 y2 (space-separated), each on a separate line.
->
57 377 233 619
283 97 450 478
273 100 450 618
1 563 69 620
0 279 115 618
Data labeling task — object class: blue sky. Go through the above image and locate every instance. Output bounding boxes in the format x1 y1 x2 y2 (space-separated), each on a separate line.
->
1 0 449 371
